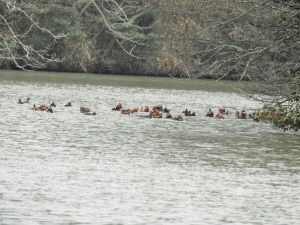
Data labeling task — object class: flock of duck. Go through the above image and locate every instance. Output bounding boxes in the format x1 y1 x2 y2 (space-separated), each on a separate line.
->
17 98 96 115
112 104 185 120
111 103 259 121
16 98 258 121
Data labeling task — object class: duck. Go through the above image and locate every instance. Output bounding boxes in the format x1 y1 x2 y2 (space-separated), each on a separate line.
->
80 107 90 113
163 107 170 113
174 115 183 121
236 110 247 119
189 111 196 116
165 113 172 118
140 106 150 112
65 102 72 107
248 114 260 122
219 107 229 114
121 108 132 114
153 105 163 111
206 109 214 117
46 107 53 113
31 104 37 110
112 104 121 111
131 107 139 112
32 104 44 111
215 113 224 119
50 101 56 107
23 98 30 103
18 99 24 104
182 109 196 116
38 105 48 111
153 113 163 118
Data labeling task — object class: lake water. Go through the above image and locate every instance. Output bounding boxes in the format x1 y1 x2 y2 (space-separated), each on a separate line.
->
0 70 299 225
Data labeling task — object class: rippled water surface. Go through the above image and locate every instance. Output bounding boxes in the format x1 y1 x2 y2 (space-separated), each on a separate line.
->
1 70 300 225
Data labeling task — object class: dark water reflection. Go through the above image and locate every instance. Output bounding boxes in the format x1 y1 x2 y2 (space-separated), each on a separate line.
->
0 70 300 224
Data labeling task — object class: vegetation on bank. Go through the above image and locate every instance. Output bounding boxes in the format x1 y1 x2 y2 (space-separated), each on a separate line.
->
1 0 300 131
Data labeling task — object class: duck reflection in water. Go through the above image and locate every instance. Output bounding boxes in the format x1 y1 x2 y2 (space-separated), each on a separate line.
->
84 112 96 115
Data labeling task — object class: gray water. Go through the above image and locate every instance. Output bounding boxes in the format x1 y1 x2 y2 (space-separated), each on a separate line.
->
0 70 300 225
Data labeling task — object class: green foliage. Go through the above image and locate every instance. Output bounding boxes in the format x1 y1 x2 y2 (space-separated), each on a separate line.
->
259 104 300 131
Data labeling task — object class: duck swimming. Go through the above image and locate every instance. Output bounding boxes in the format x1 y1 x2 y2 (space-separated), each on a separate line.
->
174 115 183 121
112 103 122 111
46 107 53 113
23 98 30 103
183 109 196 116
121 108 132 114
165 113 172 118
236 110 247 119
65 102 72 107
206 109 214 117
163 107 170 113
80 107 90 113
18 99 24 104
50 101 56 107
219 107 229 114
215 113 224 119
31 104 37 110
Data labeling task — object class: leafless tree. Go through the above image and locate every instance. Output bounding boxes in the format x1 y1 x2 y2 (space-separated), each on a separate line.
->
0 0 155 69
91 0 156 58
152 0 300 130
155 0 300 101
0 0 67 69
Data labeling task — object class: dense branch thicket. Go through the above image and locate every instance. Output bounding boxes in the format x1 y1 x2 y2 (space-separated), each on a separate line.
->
153 0 300 131
0 0 67 69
